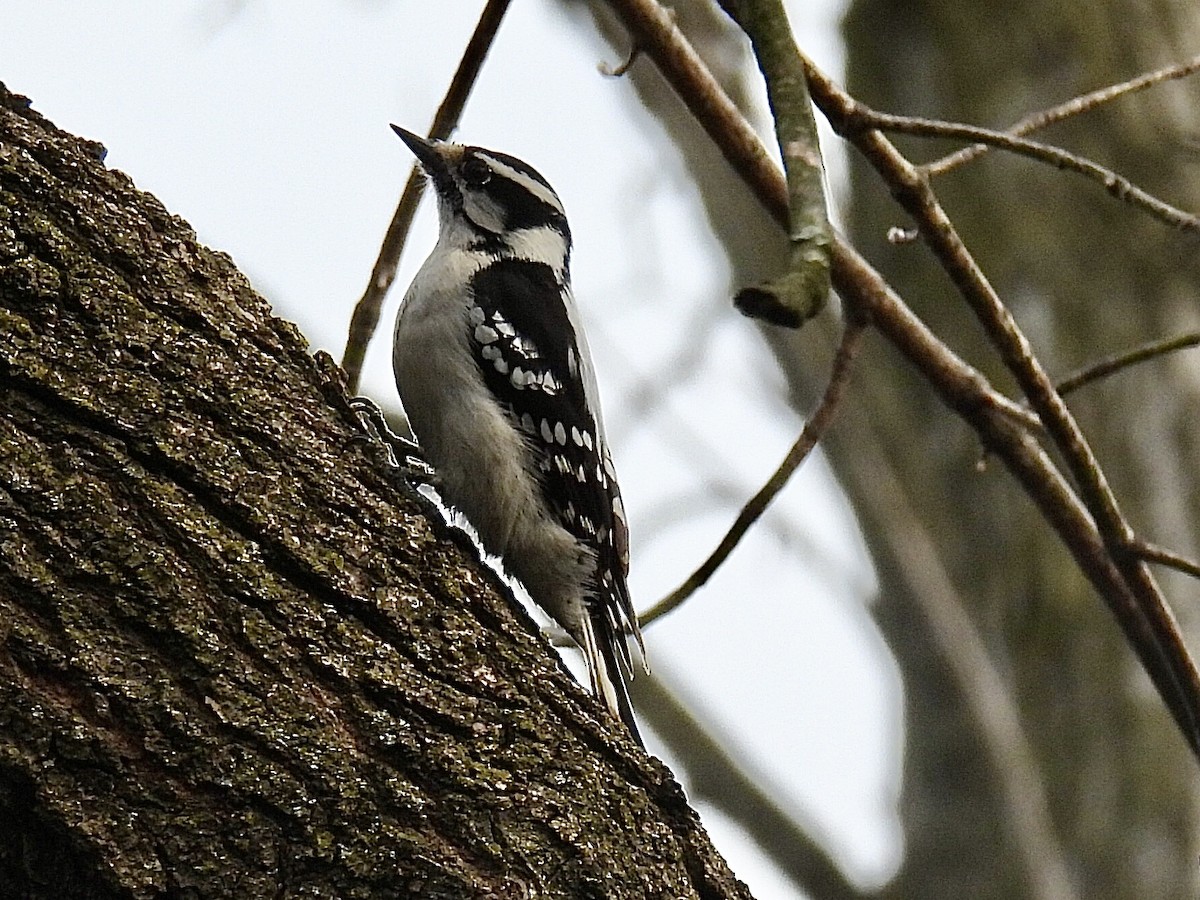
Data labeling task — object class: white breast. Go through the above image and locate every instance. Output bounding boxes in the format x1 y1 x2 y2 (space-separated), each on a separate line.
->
393 243 595 635
393 247 499 510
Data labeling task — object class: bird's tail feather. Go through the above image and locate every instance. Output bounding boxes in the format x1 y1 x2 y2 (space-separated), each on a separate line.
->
581 611 643 747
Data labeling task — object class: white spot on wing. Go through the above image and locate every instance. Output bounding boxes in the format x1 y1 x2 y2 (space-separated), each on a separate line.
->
540 419 554 443
559 286 608 449
554 421 567 445
475 324 499 344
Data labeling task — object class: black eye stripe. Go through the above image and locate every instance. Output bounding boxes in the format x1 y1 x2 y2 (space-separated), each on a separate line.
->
460 155 492 187
449 146 572 241
469 148 556 196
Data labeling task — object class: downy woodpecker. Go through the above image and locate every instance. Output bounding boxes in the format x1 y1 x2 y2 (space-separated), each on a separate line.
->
389 126 644 742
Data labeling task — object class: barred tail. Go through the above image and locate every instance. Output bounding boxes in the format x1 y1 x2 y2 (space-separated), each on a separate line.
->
580 610 643 747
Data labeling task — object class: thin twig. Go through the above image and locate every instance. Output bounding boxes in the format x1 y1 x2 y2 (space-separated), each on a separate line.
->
641 321 866 628
926 54 1200 177
1127 540 1200 581
600 45 640 77
1055 332 1200 397
860 109 1200 235
341 0 512 392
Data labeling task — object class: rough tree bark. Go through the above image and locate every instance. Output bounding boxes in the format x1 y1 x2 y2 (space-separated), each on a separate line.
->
0 84 751 899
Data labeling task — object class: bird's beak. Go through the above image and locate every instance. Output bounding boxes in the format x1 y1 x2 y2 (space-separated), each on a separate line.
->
391 125 449 179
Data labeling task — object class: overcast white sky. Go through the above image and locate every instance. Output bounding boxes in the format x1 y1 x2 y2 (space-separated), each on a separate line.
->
1 2 902 894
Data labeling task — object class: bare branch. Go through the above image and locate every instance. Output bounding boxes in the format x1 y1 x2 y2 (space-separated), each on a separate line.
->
858 109 1200 235
603 0 788 228
341 0 512 391
927 54 1200 177
600 0 1200 760
1128 540 1200 582
641 321 866 628
718 0 831 327
1055 332 1200 398
802 55 1200 755
829 237 1200 761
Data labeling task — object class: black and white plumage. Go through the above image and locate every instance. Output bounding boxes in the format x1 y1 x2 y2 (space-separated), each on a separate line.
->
389 126 645 741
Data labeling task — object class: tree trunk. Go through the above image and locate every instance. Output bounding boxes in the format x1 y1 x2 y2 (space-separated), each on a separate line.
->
0 83 750 900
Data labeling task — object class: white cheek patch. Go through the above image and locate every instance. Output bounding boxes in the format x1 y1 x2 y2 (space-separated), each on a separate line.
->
503 225 569 276
461 191 506 234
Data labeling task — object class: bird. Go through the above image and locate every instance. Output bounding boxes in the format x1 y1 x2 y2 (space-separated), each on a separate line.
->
387 125 644 743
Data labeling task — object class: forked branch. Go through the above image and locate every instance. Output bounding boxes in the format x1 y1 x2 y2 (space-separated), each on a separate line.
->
803 52 1200 758
925 53 1200 176
854 108 1200 235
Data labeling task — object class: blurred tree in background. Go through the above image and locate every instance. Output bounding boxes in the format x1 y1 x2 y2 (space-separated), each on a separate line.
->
841 2 1200 897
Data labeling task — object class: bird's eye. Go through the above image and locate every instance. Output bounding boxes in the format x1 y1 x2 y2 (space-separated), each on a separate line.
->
460 156 492 188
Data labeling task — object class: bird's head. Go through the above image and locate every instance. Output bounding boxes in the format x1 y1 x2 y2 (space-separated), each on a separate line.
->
392 125 571 259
